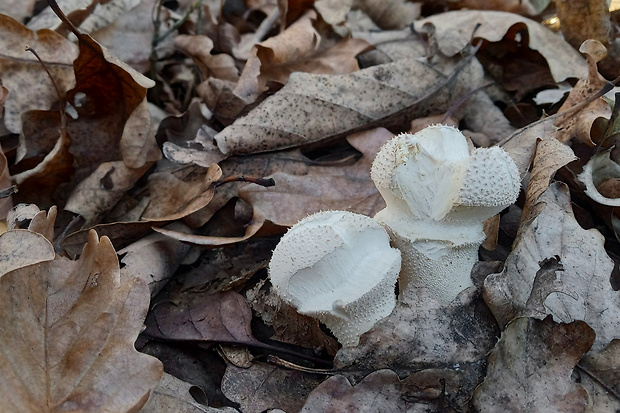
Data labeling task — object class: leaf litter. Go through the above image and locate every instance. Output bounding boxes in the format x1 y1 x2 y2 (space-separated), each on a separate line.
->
1 0 620 412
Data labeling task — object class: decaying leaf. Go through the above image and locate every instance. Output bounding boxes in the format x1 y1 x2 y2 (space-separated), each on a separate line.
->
520 138 577 226
484 183 620 351
473 316 594 412
142 372 239 413
0 14 77 133
0 230 163 412
215 55 483 156
578 340 620 412
578 149 620 207
300 369 461 412
413 10 587 83
0 229 55 276
221 361 325 413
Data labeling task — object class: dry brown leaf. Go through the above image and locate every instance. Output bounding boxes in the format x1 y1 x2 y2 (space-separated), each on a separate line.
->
142 164 222 221
215 55 482 156
0 14 77 133
0 229 55 276
174 35 239 83
145 290 263 347
352 0 421 29
554 40 610 145
141 372 239 413
300 369 460 412
520 138 577 226
473 316 593 412
64 160 153 226
413 10 587 83
484 183 620 351
234 10 370 103
239 128 392 226
450 0 540 15
557 0 610 50
119 222 192 296
220 361 325 413
27 205 57 241
578 340 620 412
0 230 163 412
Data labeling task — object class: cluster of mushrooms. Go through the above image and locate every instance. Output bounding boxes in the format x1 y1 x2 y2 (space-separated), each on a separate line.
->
268 125 521 347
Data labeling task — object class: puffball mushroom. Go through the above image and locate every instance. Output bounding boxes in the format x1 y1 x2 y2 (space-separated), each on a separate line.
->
268 210 401 348
371 125 520 303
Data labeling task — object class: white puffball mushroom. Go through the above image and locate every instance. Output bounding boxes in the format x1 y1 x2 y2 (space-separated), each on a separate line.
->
371 125 520 303
268 210 401 348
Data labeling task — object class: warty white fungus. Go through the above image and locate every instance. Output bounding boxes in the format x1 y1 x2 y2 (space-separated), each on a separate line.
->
371 125 520 303
268 210 401 348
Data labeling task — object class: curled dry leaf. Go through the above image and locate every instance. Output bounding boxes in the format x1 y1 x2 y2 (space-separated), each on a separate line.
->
119 222 192 296
142 164 222 221
473 316 593 413
413 10 587 83
174 34 239 83
64 160 153 226
578 150 620 207
353 0 421 29
484 183 620 351
0 230 163 412
0 145 12 219
520 138 577 227
234 10 370 103
0 14 77 133
215 55 483 156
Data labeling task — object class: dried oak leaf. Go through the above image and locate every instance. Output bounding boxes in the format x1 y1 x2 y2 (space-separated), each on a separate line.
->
473 316 594 413
578 149 620 207
0 14 77 133
484 183 620 351
413 10 587 83
300 369 460 413
0 230 163 412
141 372 239 413
520 138 577 227
352 0 421 29
234 10 370 103
0 229 55 276
215 55 482 156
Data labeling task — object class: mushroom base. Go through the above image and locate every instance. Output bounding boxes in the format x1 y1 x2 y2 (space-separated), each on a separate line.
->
388 231 478 304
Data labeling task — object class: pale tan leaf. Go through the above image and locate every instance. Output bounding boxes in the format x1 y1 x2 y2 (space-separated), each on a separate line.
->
215 55 483 156
0 0 37 22
65 161 154 226
473 317 593 412
521 138 577 226
0 230 163 412
0 15 77 133
578 340 620 413
484 183 619 351
352 0 421 29
413 10 588 83
0 230 55 277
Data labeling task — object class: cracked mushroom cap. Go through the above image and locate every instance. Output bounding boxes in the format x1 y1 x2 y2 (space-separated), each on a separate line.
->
269 210 401 347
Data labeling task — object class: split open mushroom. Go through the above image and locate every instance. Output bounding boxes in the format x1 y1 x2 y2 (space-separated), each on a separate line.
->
371 125 520 303
268 210 401 347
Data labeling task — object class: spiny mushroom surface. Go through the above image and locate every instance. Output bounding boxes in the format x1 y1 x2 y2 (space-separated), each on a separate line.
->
371 125 520 303
269 210 401 348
